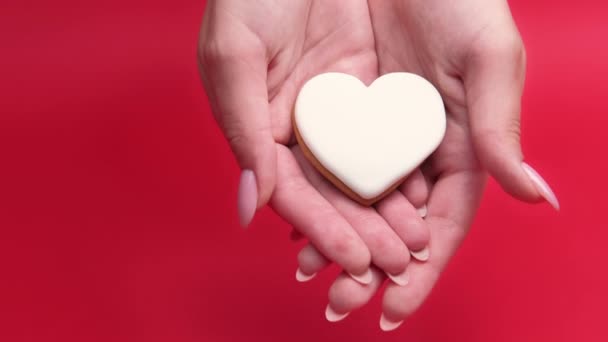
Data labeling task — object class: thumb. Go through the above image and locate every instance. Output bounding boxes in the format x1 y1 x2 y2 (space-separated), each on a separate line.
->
465 34 559 210
199 38 276 226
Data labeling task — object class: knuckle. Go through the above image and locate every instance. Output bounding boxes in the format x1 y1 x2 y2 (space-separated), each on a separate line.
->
362 232 408 271
353 215 393 249
225 128 249 154
198 38 222 67
326 233 357 258
474 31 526 66
365 229 390 253
506 116 522 145
351 211 381 230
476 126 519 155
478 120 521 149
324 231 369 270
198 37 264 67
223 123 271 155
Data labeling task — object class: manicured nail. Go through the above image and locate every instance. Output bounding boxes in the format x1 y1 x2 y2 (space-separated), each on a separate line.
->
325 304 350 322
410 246 430 261
349 268 373 285
417 205 428 218
386 270 409 286
295 268 316 282
237 169 258 227
521 162 560 210
380 313 403 331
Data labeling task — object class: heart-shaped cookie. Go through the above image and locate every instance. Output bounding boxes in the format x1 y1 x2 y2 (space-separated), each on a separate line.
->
293 72 446 206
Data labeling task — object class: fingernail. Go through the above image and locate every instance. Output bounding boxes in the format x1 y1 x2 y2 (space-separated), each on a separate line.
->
416 204 428 218
325 304 350 322
410 246 430 261
386 270 409 286
521 162 560 210
295 268 316 282
380 313 403 331
349 268 373 285
237 169 258 227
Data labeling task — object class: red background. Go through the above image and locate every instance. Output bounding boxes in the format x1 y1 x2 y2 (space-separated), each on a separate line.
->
1 0 607 341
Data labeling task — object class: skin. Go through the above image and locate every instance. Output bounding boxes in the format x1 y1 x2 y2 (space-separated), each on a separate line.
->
199 0 430 282
199 0 540 327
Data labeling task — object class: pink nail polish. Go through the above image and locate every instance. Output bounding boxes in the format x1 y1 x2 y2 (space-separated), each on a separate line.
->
349 268 373 285
410 246 430 262
237 169 258 227
416 204 428 218
521 162 560 211
295 268 316 282
380 313 403 331
325 304 350 322
387 270 409 286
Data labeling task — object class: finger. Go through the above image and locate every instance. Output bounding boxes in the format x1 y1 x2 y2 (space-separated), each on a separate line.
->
465 31 559 210
325 268 385 322
398 169 429 210
270 144 371 278
379 170 486 331
394 168 432 255
293 147 411 281
375 190 430 261
198 30 276 226
296 244 330 282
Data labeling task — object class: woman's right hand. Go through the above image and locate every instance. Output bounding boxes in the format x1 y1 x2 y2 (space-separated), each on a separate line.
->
297 0 559 330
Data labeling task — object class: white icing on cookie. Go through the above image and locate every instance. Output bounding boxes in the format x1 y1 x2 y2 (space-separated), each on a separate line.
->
294 72 446 200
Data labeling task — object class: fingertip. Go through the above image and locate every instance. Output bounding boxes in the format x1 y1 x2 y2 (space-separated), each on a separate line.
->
475 146 542 205
328 269 384 315
376 190 430 255
381 284 412 327
349 268 373 285
488 157 559 209
338 237 372 281
399 169 429 208
410 246 430 262
297 244 330 276
386 269 409 286
325 304 350 322
379 313 404 332
295 268 316 282
416 204 428 218
521 162 560 210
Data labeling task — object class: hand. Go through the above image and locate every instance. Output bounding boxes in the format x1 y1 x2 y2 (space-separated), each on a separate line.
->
297 0 559 330
198 1 432 285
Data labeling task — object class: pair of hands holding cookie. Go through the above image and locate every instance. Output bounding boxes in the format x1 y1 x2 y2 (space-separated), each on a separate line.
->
198 0 559 331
